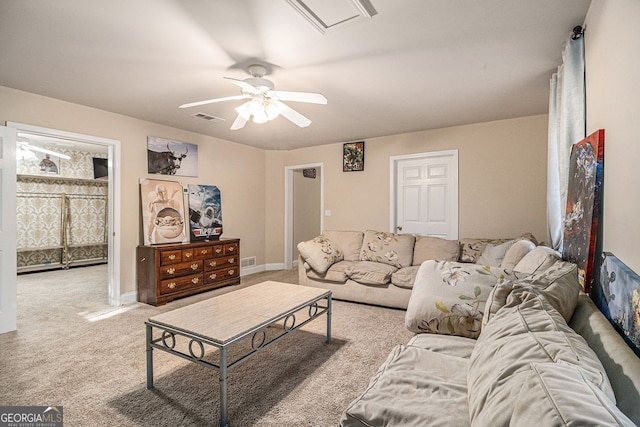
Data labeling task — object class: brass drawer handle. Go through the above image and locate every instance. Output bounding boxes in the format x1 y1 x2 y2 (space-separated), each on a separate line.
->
228 269 235 276
209 273 217 280
190 263 198 270
168 282 177 289
166 267 176 275
168 254 176 260
209 261 217 267
185 253 192 258
201 249 208 254
215 248 222 254
191 277 200 284
228 246 235 252
228 258 235 264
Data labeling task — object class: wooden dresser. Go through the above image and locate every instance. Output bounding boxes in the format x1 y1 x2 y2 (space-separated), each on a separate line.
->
136 239 240 306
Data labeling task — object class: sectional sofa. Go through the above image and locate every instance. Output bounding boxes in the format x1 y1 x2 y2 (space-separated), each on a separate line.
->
297 229 540 309
339 259 640 426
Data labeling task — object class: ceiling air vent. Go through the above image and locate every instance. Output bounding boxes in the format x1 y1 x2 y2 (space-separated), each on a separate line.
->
191 112 225 123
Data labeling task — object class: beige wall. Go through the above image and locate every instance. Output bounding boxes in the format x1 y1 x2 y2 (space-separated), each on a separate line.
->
584 0 640 273
265 114 549 263
0 86 266 295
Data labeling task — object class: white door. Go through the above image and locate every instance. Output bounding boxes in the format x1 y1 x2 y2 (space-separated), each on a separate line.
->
392 151 458 239
0 125 17 334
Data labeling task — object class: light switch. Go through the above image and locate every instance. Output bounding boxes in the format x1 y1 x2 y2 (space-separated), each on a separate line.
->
324 209 331 216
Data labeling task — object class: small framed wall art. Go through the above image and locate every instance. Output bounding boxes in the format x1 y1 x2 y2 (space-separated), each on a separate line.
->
343 141 365 172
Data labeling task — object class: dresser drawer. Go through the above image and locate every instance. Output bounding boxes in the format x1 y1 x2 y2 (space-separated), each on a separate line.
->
159 260 203 279
160 250 183 265
160 274 204 295
204 255 238 271
224 242 239 255
204 266 239 284
194 246 213 260
181 248 195 262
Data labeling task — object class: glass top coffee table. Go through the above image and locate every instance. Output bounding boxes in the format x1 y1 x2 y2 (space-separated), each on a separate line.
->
145 281 332 427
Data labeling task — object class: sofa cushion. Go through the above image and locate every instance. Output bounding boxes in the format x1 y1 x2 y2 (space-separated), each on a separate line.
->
345 261 397 286
360 230 415 268
483 260 580 326
514 245 561 274
500 238 536 270
391 266 419 289
305 260 356 283
405 260 517 339
513 260 580 322
297 236 343 274
459 237 510 263
412 236 460 265
323 230 364 262
512 362 635 427
408 333 476 360
476 239 516 267
340 344 471 427
467 291 615 426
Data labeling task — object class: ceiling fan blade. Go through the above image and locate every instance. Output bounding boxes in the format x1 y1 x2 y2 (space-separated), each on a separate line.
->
179 94 249 109
271 100 312 128
270 90 327 105
230 114 248 130
224 77 263 95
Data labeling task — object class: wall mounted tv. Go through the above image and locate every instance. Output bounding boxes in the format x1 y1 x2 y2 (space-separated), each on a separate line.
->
93 157 108 180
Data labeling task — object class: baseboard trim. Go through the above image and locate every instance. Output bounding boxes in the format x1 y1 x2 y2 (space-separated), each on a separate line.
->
240 264 266 276
265 263 285 271
119 291 137 305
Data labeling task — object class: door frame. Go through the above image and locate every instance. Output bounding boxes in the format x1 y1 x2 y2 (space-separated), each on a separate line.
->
389 150 459 238
7 122 122 305
284 163 324 270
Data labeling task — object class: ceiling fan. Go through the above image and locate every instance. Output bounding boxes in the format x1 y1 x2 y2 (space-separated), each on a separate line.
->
179 64 327 130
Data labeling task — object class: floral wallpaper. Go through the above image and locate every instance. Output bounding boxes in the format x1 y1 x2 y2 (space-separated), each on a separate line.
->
17 147 108 271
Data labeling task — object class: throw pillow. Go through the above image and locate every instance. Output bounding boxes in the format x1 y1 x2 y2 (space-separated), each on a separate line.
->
512 362 635 427
476 240 516 267
500 238 536 270
297 236 343 274
459 237 510 263
345 261 397 286
514 245 561 274
323 230 364 261
405 260 517 339
412 236 460 265
305 260 355 283
360 230 415 268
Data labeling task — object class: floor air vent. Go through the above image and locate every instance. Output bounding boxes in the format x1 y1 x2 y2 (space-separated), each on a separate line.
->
191 112 225 123
241 257 256 268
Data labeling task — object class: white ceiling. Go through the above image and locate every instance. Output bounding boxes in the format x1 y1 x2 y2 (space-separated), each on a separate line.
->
0 0 591 151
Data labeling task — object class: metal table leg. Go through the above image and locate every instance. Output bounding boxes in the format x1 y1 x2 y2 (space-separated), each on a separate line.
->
146 323 154 389
219 346 228 427
326 295 332 344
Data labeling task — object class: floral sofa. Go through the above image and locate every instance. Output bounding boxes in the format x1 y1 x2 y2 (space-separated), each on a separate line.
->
297 229 542 309
340 259 640 426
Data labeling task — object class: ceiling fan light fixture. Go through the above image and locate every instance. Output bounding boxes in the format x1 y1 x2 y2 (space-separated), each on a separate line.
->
252 108 269 124
235 102 252 120
265 102 281 120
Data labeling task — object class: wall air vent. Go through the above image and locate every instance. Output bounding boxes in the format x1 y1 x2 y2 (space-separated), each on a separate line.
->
286 0 377 34
191 113 225 123
241 257 256 268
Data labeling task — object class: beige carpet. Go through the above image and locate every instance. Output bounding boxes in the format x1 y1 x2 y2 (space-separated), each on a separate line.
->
0 265 413 426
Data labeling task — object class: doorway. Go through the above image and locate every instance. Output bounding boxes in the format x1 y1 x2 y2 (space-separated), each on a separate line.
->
389 150 458 239
284 163 324 270
8 122 121 306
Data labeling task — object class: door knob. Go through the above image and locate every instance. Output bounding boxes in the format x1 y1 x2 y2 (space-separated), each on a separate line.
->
396 226 403 231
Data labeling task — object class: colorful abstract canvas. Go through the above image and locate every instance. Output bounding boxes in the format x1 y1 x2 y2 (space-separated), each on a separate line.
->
562 129 604 292
594 253 640 357
188 184 222 241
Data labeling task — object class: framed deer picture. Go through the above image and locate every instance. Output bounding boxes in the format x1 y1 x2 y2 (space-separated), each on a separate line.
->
147 136 198 177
